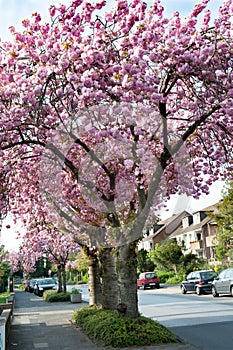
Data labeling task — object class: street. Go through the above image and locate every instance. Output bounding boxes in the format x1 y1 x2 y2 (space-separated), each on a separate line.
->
138 284 233 350
77 284 233 349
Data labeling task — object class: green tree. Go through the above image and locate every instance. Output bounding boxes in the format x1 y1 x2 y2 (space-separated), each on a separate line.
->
179 252 202 275
30 257 52 278
149 240 183 275
137 249 155 274
0 245 11 292
209 183 233 261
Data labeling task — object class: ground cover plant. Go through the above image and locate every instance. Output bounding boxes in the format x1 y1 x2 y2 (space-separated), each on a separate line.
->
72 305 179 348
0 292 10 304
43 290 71 302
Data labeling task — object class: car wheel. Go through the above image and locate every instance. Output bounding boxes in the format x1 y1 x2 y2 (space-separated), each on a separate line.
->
181 285 186 294
142 284 146 290
211 286 219 297
196 286 202 295
230 286 233 297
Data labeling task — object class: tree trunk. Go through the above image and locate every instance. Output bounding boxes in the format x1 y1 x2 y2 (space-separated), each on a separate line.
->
86 248 102 305
57 264 63 293
62 264 67 293
99 248 118 310
117 243 138 318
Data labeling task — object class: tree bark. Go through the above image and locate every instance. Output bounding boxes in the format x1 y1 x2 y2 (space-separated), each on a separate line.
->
57 264 63 293
99 248 118 310
117 243 138 318
62 263 67 293
86 248 102 305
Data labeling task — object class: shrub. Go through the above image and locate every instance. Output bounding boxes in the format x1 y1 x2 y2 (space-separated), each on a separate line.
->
66 279 76 285
0 292 10 303
44 290 71 302
157 271 175 283
71 287 82 294
166 276 183 284
18 284 25 290
72 305 179 348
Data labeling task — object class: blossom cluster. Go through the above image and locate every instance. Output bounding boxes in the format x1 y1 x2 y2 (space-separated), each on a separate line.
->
0 0 233 255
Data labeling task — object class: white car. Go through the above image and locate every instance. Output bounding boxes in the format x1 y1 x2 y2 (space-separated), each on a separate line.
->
211 268 233 297
34 278 57 296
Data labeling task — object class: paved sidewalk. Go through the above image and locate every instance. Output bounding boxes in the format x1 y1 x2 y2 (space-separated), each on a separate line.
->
8 290 99 350
8 290 197 350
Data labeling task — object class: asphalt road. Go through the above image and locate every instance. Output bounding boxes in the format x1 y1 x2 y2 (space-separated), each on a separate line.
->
138 284 233 350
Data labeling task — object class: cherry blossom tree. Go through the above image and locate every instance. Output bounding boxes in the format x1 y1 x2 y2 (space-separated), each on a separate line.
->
0 0 233 317
12 213 80 292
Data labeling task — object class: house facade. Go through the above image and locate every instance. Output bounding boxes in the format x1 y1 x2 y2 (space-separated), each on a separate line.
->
138 210 190 251
170 204 219 263
138 203 220 264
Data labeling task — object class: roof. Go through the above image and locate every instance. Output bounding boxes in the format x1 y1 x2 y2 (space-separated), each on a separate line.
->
192 201 220 214
139 210 191 243
170 216 214 238
157 211 190 225
152 210 190 236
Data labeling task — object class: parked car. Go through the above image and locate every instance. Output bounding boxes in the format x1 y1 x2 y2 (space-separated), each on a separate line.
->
137 272 160 290
27 279 38 293
34 278 57 296
211 268 233 297
180 270 218 295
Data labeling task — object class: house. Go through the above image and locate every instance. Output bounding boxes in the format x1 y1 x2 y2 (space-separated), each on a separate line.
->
138 210 190 251
170 203 219 263
138 202 220 264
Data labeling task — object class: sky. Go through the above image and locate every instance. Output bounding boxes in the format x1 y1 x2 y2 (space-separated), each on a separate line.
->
0 0 226 251
0 0 224 41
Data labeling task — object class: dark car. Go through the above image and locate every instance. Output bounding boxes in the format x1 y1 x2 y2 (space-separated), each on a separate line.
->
211 268 233 297
180 270 218 295
137 272 160 290
28 279 38 293
34 278 57 296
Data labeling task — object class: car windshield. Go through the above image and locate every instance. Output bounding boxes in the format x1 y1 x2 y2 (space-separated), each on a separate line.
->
201 271 217 279
145 273 156 279
29 280 36 285
39 279 55 285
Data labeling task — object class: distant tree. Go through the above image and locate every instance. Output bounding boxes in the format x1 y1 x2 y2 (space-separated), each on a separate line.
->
0 245 11 292
137 249 155 274
0 245 7 262
30 257 52 278
209 183 233 261
149 240 183 275
179 252 202 275
0 260 11 292
149 241 202 277
74 249 88 273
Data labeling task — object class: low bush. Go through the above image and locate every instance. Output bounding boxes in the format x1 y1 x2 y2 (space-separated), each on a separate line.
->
72 305 179 348
18 284 25 290
76 276 88 284
0 292 10 303
44 290 71 302
166 275 183 284
66 279 76 285
157 271 175 283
